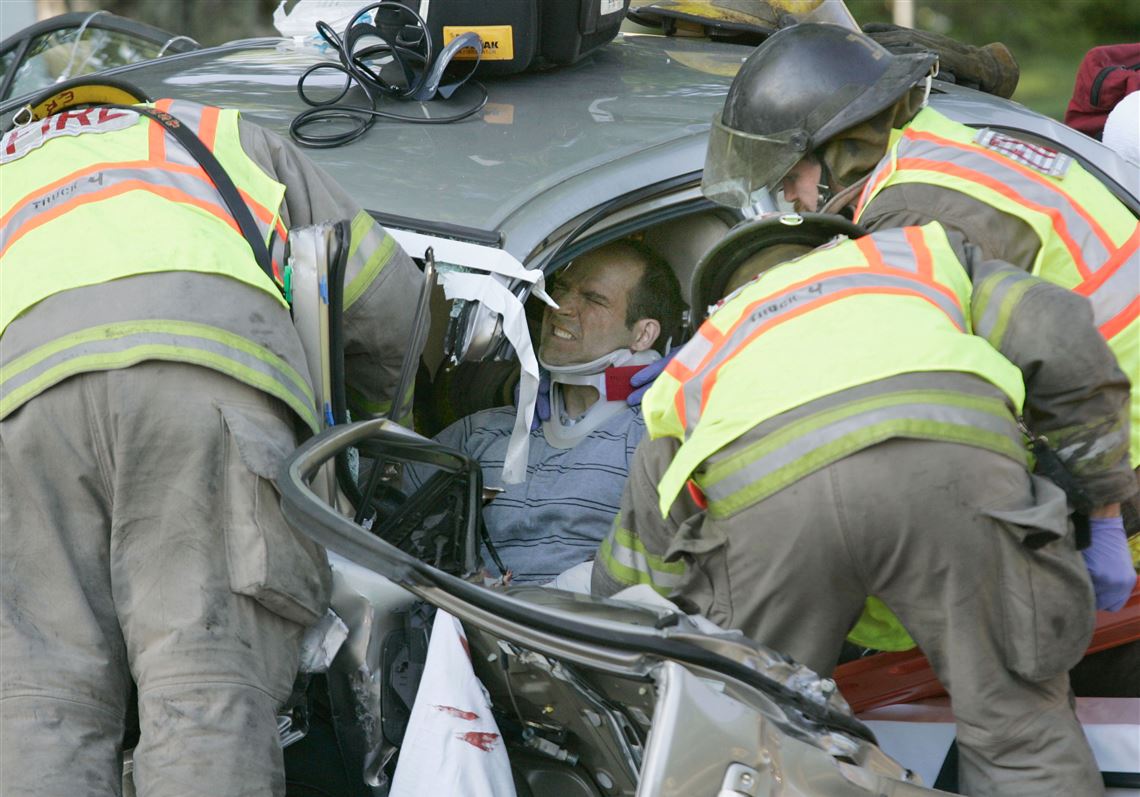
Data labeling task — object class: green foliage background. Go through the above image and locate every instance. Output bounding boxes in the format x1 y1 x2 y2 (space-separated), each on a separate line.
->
59 0 283 48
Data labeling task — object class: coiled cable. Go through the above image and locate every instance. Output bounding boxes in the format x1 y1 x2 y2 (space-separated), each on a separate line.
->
289 1 488 148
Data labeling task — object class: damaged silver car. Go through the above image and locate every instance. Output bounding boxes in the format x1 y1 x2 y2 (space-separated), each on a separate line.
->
274 415 943 797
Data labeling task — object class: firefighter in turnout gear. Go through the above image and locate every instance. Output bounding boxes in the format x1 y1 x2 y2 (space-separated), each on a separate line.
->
592 215 1135 796
701 22 1140 552
0 82 424 796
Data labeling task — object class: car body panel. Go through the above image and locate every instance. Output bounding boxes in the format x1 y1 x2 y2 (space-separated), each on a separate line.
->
65 33 748 260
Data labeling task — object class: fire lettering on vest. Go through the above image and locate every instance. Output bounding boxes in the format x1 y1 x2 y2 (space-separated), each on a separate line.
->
2 107 136 163
54 109 92 128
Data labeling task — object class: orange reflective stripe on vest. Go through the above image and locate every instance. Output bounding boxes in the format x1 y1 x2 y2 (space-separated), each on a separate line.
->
151 99 287 283
667 233 967 438
1 161 282 269
1074 225 1140 339
1 102 288 283
147 99 219 166
857 127 1118 281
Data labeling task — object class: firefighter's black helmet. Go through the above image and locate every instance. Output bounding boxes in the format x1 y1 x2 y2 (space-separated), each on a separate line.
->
690 212 865 325
701 23 937 208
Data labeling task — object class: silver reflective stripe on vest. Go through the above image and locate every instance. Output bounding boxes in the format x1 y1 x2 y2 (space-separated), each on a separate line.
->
0 273 316 429
673 330 716 374
857 226 925 273
972 267 1037 347
343 211 397 309
2 164 277 255
697 391 1024 517
0 321 316 427
1082 246 1140 328
598 525 686 595
155 100 213 168
971 232 1138 336
679 271 966 435
887 131 1114 276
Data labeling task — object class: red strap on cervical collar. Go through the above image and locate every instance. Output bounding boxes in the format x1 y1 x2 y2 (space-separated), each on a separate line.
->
604 365 642 402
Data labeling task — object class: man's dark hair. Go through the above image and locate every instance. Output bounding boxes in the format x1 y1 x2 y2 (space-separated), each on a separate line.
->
619 239 685 352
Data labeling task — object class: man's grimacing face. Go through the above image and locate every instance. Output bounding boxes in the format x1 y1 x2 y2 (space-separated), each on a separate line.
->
539 250 647 367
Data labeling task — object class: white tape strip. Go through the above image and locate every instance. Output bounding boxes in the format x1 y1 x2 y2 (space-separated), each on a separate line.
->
385 227 555 306
437 272 538 484
384 227 558 482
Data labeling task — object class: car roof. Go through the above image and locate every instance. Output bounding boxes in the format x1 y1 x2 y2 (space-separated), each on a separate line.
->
96 33 751 258
6 22 1133 255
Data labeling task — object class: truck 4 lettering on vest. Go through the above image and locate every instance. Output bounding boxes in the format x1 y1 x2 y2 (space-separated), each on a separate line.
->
31 173 106 212
2 106 135 163
748 281 823 323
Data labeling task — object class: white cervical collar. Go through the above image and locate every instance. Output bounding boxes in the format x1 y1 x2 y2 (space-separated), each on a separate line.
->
538 348 659 449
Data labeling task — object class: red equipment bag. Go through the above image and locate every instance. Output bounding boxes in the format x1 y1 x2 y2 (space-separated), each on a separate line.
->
1064 43 1140 139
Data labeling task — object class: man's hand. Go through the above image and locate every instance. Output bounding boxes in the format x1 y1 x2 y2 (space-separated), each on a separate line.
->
627 349 677 407
1081 515 1137 611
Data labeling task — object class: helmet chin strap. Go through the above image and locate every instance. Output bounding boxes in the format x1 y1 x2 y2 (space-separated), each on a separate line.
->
814 155 836 209
538 347 660 449
921 63 937 107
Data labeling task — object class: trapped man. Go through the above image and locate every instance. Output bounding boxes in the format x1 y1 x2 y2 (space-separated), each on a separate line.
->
410 240 683 584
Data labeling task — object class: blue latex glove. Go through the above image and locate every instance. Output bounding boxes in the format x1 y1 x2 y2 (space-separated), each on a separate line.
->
1081 515 1137 612
513 372 551 430
627 348 678 407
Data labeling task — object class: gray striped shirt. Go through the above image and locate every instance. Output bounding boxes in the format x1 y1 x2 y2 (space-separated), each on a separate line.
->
410 405 646 583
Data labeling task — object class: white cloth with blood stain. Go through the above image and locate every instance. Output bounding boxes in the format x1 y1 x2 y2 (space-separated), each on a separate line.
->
389 611 516 797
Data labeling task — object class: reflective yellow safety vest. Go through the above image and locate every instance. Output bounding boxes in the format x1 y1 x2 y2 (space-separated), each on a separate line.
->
2 99 288 329
640 223 1029 651
0 101 318 427
855 107 1140 465
644 222 1027 515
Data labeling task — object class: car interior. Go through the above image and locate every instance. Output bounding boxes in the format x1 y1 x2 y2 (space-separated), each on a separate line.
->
413 206 739 438
277 205 748 795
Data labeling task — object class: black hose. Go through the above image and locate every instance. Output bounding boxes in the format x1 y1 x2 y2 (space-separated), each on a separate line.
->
288 2 488 148
326 221 364 513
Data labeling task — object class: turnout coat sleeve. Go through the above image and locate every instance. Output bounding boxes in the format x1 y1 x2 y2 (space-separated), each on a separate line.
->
961 240 1136 507
238 119 425 421
858 182 1042 272
592 436 697 598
